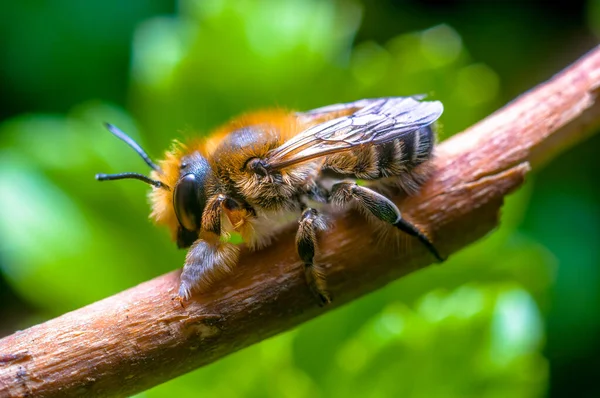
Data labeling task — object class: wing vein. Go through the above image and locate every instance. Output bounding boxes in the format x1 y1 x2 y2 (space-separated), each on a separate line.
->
265 96 443 170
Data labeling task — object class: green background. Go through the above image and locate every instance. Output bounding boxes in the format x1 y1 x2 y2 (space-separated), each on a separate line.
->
1 1 599 397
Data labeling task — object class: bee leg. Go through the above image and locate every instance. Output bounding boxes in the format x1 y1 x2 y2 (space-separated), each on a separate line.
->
296 208 331 306
178 236 240 300
330 182 444 262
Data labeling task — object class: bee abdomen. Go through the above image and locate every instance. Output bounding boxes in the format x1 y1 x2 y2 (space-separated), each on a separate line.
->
322 126 435 182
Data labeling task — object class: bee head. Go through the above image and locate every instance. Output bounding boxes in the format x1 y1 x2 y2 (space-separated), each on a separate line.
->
173 153 210 236
96 123 213 248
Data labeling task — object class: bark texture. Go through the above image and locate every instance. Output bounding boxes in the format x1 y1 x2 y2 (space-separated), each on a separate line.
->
2 45 600 398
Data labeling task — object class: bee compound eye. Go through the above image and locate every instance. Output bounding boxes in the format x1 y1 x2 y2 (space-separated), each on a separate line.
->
173 173 206 232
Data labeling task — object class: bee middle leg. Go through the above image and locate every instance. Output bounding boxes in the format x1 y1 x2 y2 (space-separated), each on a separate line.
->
330 182 444 262
296 208 331 306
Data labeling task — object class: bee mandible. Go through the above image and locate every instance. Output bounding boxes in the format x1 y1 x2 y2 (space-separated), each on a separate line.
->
96 96 444 305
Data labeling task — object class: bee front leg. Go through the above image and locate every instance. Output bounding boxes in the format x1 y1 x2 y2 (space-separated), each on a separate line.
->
330 182 444 262
178 235 240 300
296 208 331 306
177 194 241 301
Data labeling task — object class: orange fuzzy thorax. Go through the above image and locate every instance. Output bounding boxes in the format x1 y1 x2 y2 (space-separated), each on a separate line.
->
148 108 301 241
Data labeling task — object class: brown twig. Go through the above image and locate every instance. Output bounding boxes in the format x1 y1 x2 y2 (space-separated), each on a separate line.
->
2 45 600 398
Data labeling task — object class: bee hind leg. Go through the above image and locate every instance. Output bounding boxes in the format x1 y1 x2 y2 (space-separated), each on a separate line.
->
330 182 444 262
296 208 331 306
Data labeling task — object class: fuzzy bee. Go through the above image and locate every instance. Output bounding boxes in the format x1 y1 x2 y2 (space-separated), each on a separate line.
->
96 96 444 305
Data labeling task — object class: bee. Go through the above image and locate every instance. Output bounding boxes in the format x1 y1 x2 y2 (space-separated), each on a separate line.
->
96 96 444 305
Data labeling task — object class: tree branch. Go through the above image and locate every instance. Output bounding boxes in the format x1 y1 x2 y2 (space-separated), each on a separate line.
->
2 45 600 398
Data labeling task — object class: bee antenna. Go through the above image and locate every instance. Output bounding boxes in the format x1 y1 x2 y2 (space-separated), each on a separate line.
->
104 123 162 173
95 172 171 191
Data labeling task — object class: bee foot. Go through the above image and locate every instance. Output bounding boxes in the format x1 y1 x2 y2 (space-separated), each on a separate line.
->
177 283 193 301
173 294 187 308
314 289 332 307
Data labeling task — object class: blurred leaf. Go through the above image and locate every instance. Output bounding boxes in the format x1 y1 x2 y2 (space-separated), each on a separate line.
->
0 105 180 313
0 0 173 114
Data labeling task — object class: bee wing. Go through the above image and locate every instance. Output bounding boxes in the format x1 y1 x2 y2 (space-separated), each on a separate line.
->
265 96 443 170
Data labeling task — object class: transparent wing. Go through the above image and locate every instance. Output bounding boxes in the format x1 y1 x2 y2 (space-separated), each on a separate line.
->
265 96 443 170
